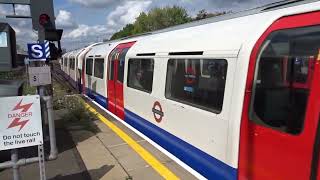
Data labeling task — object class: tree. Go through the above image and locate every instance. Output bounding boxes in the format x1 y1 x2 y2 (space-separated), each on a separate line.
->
110 6 192 40
132 12 150 34
110 24 135 40
109 6 228 40
194 9 229 21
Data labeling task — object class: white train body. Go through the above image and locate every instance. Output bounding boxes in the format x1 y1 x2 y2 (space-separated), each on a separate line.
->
60 1 320 179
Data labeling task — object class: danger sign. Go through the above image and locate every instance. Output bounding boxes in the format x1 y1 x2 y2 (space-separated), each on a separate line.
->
0 95 43 151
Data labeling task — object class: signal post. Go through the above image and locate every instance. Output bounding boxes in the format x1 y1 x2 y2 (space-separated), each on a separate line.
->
0 0 63 179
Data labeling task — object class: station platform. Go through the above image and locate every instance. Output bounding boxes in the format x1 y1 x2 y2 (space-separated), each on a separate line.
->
72 98 198 180
0 96 198 180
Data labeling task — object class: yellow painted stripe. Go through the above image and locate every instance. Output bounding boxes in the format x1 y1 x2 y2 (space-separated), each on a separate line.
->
84 103 179 180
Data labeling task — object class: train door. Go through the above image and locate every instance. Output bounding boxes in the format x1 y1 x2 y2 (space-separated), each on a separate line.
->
107 42 135 119
76 51 83 92
67 56 71 76
239 12 320 180
82 58 86 94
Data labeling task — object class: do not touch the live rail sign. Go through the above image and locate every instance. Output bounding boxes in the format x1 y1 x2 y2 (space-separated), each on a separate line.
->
0 95 43 151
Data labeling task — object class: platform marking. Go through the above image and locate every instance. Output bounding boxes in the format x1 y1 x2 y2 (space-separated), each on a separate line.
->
84 95 205 179
84 103 179 180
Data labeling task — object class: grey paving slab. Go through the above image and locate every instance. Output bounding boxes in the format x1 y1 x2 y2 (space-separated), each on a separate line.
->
84 100 198 180
89 106 144 142
137 138 198 179
138 141 173 164
111 120 145 142
164 161 198 180
108 144 149 172
96 131 126 148
0 128 90 180
96 118 144 143
94 120 114 134
129 165 164 180
69 129 129 180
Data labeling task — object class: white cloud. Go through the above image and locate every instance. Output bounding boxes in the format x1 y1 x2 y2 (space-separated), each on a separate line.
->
68 0 119 8
53 0 282 51
0 4 30 16
7 19 37 50
15 5 30 16
64 24 107 39
106 1 152 32
12 25 37 39
56 10 78 29
0 4 11 16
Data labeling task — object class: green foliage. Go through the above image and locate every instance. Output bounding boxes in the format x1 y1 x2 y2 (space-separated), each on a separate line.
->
110 6 229 40
60 95 99 133
110 24 135 40
51 76 98 132
194 9 229 21
0 70 22 80
110 6 192 40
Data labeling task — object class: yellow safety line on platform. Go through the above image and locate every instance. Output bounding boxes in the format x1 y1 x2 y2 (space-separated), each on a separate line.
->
84 103 179 180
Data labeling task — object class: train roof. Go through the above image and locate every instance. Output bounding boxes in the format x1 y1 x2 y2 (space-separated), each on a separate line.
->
117 0 318 41
68 49 82 58
65 0 320 56
85 35 149 58
129 0 320 56
62 51 71 58
86 42 116 58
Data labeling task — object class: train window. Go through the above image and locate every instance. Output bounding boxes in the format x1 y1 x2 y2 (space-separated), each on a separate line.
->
250 25 320 134
86 58 93 76
68 58 72 68
165 59 228 113
94 58 104 79
64 58 67 67
127 59 154 93
108 50 118 80
70 58 75 70
118 48 129 83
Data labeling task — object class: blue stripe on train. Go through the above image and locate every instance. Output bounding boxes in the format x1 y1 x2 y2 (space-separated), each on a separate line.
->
124 109 237 180
64 67 237 179
84 87 237 179
85 88 107 109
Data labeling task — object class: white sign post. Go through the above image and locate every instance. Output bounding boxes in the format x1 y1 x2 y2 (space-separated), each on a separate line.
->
0 95 43 150
28 66 52 87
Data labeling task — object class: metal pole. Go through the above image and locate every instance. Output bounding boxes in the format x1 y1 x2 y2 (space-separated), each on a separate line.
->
11 149 20 180
0 157 39 169
43 96 57 159
37 27 57 160
38 144 46 180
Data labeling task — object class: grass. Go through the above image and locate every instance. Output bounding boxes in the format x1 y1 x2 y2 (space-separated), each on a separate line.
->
59 95 99 133
0 67 98 133
51 77 98 133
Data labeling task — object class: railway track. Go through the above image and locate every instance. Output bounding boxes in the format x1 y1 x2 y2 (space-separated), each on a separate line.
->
51 62 77 93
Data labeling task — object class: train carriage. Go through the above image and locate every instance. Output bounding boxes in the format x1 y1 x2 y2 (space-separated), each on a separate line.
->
68 49 83 88
77 43 102 92
61 51 70 76
83 42 117 107
65 51 74 77
63 1 320 179
63 51 73 79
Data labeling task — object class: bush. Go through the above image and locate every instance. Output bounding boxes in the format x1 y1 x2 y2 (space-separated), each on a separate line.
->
60 95 98 133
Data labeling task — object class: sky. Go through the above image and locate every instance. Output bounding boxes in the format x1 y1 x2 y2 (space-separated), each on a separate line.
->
0 0 280 51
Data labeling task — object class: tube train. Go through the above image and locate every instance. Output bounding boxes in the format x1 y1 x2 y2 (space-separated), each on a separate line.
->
60 1 320 179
